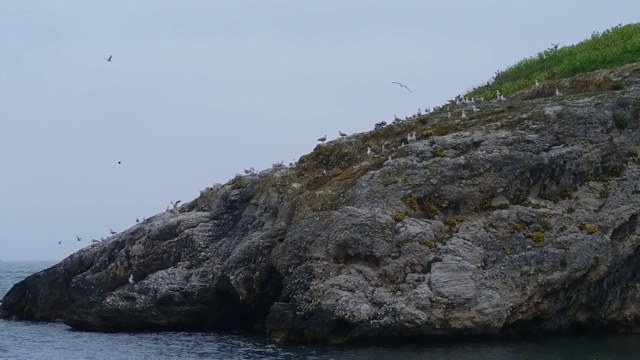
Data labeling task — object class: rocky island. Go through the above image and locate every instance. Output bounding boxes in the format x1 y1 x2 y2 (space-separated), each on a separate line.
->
2 24 640 344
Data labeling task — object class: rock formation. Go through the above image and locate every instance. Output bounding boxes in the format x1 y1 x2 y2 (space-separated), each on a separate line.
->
3 63 640 343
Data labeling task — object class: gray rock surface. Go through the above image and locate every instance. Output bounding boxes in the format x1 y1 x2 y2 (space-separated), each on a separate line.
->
3 63 640 343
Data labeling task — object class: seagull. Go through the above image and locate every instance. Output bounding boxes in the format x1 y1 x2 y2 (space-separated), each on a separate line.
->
91 239 100 244
110 229 117 235
76 236 82 242
128 274 135 284
106 55 112 62
317 135 327 144
461 110 467 118
391 81 412 93
556 88 563 96
58 240 62 245
136 218 139 223
170 200 181 208
117 161 121 165
367 147 373 156
339 131 347 137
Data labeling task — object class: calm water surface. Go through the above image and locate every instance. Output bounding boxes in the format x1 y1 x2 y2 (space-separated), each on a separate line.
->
1 261 639 359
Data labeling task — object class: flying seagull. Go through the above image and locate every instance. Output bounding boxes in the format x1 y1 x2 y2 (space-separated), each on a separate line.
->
117 161 121 165
106 55 112 62
391 82 412 93
76 236 82 242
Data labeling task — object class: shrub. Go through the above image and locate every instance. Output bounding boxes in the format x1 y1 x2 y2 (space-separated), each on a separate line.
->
433 148 446 157
503 247 512 255
404 195 419 212
393 212 406 222
510 223 523 233
579 222 588 231
426 203 439 218
613 110 629 129
599 188 609 198
480 198 492 210
586 225 598 234
423 239 435 249
541 219 552 231
610 81 624 90
422 130 433 138
532 231 546 246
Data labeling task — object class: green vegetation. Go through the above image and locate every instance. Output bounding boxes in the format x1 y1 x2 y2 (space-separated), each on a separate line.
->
613 110 630 129
541 219 552 231
404 195 419 212
586 225 598 234
425 203 439 218
393 212 406 222
467 23 640 100
532 231 546 246
510 223 523 233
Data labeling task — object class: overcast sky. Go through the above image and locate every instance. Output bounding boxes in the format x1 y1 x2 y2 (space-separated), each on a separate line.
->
0 0 638 261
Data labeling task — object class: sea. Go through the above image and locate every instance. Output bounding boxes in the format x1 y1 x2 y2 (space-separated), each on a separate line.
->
1 261 639 360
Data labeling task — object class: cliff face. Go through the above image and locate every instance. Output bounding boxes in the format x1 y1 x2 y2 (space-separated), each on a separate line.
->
3 64 640 343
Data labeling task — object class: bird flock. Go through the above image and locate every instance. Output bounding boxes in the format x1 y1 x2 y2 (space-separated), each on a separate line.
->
58 65 561 251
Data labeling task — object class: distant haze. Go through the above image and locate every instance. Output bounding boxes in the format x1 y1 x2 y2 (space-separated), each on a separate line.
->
0 0 637 261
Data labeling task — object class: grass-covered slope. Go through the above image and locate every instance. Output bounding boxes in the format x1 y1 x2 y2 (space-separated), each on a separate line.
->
468 23 640 100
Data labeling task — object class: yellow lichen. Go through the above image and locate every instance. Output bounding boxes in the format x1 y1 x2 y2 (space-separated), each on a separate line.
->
421 130 433 138
426 203 439 218
404 195 419 212
586 225 598 234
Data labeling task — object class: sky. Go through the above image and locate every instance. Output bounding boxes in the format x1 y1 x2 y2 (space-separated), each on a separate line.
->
0 0 638 261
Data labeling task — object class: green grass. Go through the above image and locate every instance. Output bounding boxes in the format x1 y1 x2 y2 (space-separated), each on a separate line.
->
467 23 640 100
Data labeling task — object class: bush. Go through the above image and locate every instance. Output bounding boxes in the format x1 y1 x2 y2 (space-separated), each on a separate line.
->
613 110 629 129
532 231 546 246
393 212 406 222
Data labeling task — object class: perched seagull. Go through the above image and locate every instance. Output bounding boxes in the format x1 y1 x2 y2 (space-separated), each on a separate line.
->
461 110 467 118
106 55 112 62
339 131 347 137
76 236 82 242
317 135 327 144
391 81 412 93
367 147 373 156
384 155 393 166
91 239 100 244
472 105 480 113
110 229 117 235
128 274 135 284
135 218 139 223
556 88 563 96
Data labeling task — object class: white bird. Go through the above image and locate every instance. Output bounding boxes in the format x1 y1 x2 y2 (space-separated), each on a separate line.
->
556 88 563 96
128 274 135 284
447 111 452 118
106 55 112 62
367 147 373 156
391 81 412 93
384 155 393 166
472 105 480 113
91 239 100 244
110 229 117 235
317 135 327 143
339 131 347 137
535 80 540 87
461 110 467 118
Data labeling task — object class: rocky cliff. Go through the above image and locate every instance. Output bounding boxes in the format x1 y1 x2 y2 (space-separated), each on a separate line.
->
3 63 640 343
